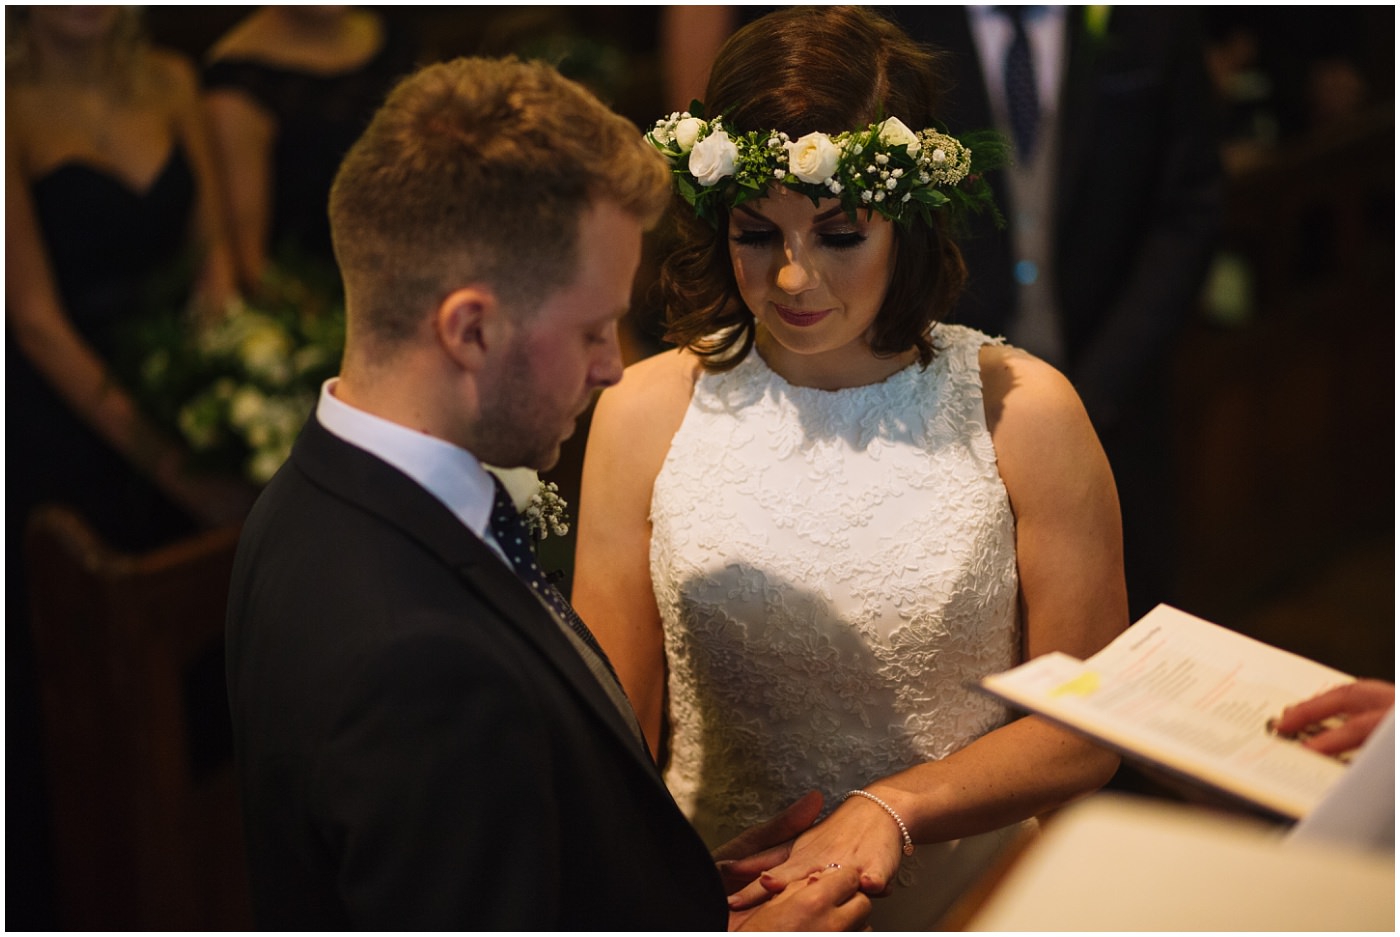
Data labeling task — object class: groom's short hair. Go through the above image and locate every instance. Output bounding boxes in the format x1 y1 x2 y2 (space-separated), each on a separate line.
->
329 56 670 347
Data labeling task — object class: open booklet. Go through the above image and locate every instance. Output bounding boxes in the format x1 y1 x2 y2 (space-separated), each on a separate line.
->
977 604 1354 820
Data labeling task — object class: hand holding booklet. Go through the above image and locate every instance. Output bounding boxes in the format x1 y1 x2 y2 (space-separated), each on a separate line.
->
978 604 1354 820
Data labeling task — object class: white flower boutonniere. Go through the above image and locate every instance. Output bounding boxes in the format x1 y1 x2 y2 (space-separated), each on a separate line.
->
487 466 571 541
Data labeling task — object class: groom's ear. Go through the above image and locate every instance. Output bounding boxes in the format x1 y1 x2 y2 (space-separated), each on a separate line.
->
435 284 508 373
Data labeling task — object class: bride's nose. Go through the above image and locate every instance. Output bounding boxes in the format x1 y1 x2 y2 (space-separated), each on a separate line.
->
775 244 817 295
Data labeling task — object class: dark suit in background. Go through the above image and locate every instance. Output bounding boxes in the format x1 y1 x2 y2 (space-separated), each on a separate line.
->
903 6 1224 619
226 418 725 929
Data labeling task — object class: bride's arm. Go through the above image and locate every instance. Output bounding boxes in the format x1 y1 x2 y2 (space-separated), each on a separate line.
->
728 344 1128 903
572 349 699 759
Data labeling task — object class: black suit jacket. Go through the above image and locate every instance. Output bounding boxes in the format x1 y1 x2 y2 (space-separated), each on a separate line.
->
226 416 726 929
898 6 1223 433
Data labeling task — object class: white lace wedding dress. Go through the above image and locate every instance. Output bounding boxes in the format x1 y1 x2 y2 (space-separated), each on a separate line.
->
651 324 1028 930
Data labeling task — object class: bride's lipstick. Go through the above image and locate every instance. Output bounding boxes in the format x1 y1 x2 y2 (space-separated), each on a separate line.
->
774 304 830 327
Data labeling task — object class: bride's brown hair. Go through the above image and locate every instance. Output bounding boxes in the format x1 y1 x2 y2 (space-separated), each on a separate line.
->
660 6 969 371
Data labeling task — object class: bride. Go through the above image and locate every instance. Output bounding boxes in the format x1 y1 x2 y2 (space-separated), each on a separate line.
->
572 6 1127 929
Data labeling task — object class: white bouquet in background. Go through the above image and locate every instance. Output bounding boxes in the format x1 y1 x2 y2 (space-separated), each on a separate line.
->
129 265 345 485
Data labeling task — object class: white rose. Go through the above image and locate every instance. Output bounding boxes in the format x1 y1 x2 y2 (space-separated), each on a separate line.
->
877 117 921 158
785 132 842 184
228 386 267 430
239 322 293 385
688 130 738 186
673 117 705 152
273 395 314 440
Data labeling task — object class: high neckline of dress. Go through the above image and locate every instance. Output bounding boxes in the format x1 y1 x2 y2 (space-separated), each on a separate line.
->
745 329 940 396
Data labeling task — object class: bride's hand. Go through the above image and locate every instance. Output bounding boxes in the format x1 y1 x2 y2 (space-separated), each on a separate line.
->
712 789 823 895
725 794 905 910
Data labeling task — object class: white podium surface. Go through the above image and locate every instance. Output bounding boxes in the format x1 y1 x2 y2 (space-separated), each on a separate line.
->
965 794 1394 932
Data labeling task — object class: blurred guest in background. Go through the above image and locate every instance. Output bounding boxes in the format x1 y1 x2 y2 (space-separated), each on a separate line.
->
5 5 247 927
202 6 418 290
6 3 251 555
890 7 1224 621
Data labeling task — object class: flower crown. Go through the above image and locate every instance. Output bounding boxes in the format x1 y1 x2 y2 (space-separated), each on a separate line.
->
646 105 1008 230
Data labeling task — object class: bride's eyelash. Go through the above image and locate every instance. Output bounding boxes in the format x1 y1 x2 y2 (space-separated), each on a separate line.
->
729 229 868 249
731 228 776 247
820 231 867 250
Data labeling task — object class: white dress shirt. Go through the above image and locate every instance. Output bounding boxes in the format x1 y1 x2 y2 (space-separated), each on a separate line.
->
966 5 1069 126
315 378 500 554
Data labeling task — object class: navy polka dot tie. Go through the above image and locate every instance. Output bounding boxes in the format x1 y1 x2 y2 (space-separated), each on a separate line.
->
1002 6 1040 161
488 477 622 686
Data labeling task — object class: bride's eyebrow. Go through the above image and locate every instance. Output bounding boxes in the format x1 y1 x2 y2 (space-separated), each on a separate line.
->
733 205 771 223
733 205 848 224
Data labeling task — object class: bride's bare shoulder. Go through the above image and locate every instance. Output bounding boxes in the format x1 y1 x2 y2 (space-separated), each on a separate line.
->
605 347 701 414
591 346 701 445
588 347 705 481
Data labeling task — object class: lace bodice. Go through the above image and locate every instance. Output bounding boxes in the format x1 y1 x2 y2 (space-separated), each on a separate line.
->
651 324 1021 901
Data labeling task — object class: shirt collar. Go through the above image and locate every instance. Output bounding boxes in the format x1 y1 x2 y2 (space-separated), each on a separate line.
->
315 377 496 540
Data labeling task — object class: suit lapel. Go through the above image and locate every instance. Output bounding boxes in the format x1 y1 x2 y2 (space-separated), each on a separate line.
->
290 417 659 774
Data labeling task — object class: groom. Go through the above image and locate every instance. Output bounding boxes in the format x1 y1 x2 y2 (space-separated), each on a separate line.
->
224 55 868 930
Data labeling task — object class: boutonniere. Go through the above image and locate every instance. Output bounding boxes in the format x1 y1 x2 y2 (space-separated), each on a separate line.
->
1084 5 1112 43
487 465 571 543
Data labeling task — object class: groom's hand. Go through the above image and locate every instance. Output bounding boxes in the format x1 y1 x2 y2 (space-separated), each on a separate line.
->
728 864 870 932
712 790 824 895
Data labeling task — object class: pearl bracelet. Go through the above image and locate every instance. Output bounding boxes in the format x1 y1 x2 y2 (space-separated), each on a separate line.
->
843 789 915 857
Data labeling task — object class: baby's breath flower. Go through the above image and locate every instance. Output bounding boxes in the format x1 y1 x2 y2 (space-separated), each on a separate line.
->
526 481 571 540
